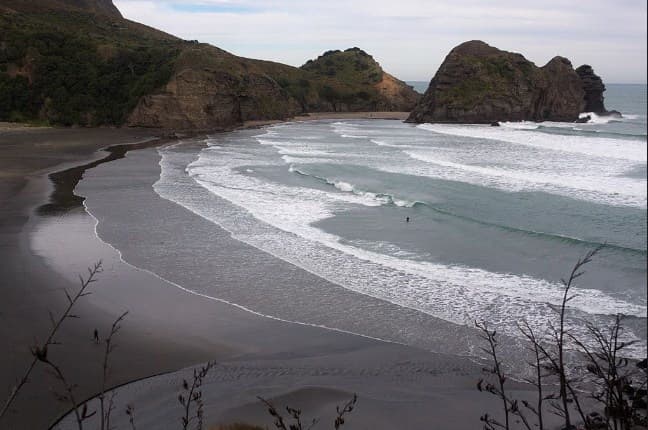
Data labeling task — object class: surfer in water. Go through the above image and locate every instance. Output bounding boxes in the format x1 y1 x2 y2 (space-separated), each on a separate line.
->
406 216 410 223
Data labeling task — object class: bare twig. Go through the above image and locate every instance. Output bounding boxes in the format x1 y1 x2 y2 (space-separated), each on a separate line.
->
125 404 137 430
570 315 643 430
0 261 102 421
100 311 128 430
257 396 288 430
476 247 605 430
553 246 602 429
517 319 547 430
475 321 510 430
36 348 95 430
334 394 357 430
179 361 215 430
258 394 356 430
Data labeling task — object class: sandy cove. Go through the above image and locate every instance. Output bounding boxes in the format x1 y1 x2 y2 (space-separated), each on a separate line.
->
0 117 547 430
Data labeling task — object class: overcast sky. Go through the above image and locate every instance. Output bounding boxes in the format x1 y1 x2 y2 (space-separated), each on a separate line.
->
113 0 647 83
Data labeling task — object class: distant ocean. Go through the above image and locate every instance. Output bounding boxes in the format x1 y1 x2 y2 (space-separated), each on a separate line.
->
408 80 430 93
150 84 646 362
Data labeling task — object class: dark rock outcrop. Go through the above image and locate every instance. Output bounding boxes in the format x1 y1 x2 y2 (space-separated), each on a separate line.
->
1 0 122 17
407 41 587 124
576 65 606 113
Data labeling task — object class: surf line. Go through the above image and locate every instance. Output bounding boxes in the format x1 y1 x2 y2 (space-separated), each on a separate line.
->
80 199 403 347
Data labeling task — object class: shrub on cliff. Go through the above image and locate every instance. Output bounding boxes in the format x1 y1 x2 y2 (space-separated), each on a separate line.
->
0 12 180 126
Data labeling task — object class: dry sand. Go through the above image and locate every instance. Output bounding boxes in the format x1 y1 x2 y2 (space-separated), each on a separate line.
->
0 118 544 430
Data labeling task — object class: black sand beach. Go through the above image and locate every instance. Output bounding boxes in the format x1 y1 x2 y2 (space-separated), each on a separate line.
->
1 123 554 430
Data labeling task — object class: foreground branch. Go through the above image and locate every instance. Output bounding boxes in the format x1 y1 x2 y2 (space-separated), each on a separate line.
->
0 261 102 421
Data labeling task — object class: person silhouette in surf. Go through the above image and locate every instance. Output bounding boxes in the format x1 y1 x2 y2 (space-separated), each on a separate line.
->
406 216 410 223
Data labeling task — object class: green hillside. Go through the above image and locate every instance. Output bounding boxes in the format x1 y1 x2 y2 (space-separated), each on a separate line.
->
302 47 383 85
0 1 419 128
0 9 183 125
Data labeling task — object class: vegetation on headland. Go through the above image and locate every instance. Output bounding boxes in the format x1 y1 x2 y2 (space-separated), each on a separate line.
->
0 2 418 128
407 40 602 124
0 11 182 126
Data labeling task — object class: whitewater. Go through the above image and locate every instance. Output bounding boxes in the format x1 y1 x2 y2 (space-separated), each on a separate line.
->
154 85 647 361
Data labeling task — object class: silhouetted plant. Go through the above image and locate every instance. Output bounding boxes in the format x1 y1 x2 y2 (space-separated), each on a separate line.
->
125 404 137 430
516 319 550 430
477 246 648 430
334 394 357 430
212 425 264 430
0 261 103 421
36 343 96 430
548 246 604 428
100 311 129 430
570 315 646 430
476 321 532 430
258 396 319 430
179 361 215 430
258 393 357 430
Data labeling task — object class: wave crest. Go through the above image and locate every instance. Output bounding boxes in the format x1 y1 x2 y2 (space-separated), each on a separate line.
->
288 165 421 208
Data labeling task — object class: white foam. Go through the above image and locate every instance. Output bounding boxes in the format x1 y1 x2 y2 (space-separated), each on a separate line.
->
153 129 647 358
403 150 647 208
580 112 621 124
418 123 647 162
287 165 419 208
341 134 369 139
499 122 540 130
370 139 418 149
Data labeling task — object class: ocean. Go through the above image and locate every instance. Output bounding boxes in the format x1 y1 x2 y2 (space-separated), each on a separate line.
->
150 84 646 363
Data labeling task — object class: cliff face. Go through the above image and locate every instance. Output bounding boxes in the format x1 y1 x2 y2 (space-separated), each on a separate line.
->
576 65 607 113
127 46 421 128
407 41 587 124
128 46 300 129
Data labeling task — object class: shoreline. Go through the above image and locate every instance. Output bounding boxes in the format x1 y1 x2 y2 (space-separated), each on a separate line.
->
1 115 532 430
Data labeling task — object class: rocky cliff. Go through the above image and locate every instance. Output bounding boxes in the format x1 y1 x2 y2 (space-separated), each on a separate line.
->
128 46 300 130
128 47 422 129
407 41 590 124
576 65 607 113
1 0 417 129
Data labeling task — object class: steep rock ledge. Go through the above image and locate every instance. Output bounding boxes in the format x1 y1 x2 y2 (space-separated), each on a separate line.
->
407 41 592 124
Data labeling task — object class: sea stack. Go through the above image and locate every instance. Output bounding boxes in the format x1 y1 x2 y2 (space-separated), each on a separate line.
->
407 40 589 124
576 65 607 113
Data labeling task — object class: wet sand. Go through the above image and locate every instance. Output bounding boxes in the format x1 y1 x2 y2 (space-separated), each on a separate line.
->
1 122 547 430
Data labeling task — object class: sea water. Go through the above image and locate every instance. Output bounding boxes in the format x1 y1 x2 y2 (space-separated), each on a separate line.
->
155 84 647 359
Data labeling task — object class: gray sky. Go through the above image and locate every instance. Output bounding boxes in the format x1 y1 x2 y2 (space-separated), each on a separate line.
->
113 0 647 83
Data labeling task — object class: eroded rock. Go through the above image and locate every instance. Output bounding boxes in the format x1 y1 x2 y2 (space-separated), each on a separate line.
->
407 41 588 124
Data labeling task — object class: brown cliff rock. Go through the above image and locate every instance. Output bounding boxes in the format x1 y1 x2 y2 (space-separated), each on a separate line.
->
407 41 587 124
374 72 420 111
127 46 299 130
